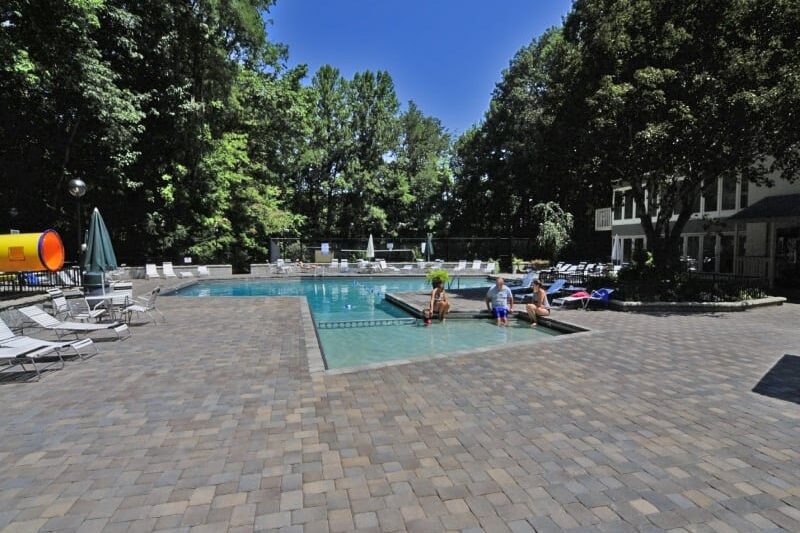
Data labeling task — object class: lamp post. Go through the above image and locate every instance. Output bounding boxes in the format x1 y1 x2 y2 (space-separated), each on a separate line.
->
67 178 87 262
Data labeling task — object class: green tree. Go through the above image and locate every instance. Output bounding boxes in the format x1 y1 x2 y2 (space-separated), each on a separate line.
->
342 70 400 236
559 0 800 270
531 201 573 260
0 0 144 245
388 101 452 236
303 65 352 236
449 28 595 237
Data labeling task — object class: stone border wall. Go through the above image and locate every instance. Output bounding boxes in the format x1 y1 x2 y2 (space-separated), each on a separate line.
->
608 296 786 313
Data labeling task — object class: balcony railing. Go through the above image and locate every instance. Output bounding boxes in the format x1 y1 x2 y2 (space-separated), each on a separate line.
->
595 207 613 231
736 256 769 278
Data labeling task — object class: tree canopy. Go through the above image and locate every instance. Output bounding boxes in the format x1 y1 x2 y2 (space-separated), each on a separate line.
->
4 0 799 270
1 0 453 268
452 0 800 269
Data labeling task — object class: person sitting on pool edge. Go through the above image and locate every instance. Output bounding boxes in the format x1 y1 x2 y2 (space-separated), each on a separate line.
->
525 279 550 327
485 277 513 326
428 279 450 322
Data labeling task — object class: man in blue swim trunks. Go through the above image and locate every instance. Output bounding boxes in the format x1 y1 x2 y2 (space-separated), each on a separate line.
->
485 277 514 326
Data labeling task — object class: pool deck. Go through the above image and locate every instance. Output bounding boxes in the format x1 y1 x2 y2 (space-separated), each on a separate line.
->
0 278 799 532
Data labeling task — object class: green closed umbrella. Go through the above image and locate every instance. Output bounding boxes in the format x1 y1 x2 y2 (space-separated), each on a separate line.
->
81 208 118 290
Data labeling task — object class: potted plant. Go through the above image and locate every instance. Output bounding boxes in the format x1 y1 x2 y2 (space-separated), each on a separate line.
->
425 268 450 286
511 256 525 274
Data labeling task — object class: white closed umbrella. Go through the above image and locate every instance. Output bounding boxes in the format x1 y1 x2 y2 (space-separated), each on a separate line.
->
366 234 375 259
611 234 623 264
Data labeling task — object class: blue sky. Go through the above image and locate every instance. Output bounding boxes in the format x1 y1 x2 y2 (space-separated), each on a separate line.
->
267 0 573 135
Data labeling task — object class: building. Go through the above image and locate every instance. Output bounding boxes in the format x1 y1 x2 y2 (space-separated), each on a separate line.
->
594 175 800 287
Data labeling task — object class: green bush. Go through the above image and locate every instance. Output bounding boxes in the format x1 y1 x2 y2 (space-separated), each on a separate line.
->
425 268 450 286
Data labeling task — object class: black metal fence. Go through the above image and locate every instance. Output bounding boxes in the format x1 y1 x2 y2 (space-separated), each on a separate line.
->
0 265 82 297
538 270 603 287
270 237 539 271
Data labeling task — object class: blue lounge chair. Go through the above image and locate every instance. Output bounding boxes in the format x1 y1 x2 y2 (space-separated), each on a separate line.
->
515 278 566 302
509 271 537 294
584 288 614 309
546 278 567 296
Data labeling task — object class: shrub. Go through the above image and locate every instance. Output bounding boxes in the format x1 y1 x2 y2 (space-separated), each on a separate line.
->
425 268 450 286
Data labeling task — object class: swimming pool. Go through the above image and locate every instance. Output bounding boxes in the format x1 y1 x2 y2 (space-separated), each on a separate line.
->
176 278 562 369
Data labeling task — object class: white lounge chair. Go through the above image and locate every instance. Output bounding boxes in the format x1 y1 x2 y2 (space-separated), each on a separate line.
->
275 259 288 274
124 287 165 324
17 306 131 340
483 262 496 273
339 259 350 272
162 262 178 278
197 265 210 276
453 260 467 272
145 263 161 279
470 260 482 271
378 260 398 272
416 259 426 270
0 345 64 380
0 318 97 361
401 264 413 271
329 259 339 272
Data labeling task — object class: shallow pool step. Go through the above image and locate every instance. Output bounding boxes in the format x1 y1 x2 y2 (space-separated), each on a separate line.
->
316 318 416 329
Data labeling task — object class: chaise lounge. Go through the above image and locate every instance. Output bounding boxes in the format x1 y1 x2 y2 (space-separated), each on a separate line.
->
17 306 131 340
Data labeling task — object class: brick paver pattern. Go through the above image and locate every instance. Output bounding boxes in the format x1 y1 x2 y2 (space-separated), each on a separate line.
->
1 287 799 532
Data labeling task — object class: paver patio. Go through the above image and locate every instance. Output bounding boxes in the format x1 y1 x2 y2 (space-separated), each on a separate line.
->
1 284 799 532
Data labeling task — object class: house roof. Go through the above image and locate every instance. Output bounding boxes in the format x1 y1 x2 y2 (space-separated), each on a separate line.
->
728 193 800 222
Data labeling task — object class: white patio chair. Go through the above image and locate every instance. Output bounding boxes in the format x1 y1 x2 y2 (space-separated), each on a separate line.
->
483 262 496 273
46 289 71 319
453 260 467 271
145 263 161 279
67 296 108 322
197 265 210 276
339 259 350 272
470 260 482 271
124 287 165 324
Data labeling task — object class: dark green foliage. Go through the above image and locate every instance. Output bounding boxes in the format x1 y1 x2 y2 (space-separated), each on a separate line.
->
1 1 453 270
453 0 800 269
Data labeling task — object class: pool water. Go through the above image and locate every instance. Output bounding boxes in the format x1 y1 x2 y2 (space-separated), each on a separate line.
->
176 278 562 368
321 320 560 369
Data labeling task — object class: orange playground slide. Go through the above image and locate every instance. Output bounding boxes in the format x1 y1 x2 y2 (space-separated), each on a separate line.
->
0 230 65 272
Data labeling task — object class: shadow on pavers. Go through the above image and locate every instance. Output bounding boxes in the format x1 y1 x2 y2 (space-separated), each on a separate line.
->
752 354 800 405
